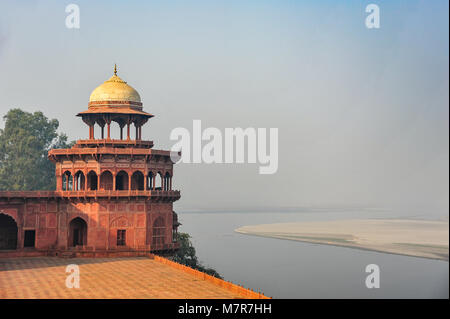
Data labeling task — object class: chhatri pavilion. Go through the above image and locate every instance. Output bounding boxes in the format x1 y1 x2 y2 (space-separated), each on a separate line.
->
0 66 181 257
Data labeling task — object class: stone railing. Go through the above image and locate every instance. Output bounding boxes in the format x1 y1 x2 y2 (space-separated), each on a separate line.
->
75 139 154 148
48 146 172 156
0 190 180 200
152 255 271 299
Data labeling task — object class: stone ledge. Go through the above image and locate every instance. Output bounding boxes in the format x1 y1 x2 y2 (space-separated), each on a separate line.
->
153 255 271 299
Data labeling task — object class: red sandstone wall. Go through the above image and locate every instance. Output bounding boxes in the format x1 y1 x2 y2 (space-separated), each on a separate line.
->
0 199 174 254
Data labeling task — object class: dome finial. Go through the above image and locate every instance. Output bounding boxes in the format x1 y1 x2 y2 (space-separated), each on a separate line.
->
114 64 117 76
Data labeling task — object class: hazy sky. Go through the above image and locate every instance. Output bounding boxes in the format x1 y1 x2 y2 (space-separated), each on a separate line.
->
0 1 448 213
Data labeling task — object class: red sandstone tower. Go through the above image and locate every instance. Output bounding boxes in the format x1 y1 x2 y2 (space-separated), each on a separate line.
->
0 66 181 256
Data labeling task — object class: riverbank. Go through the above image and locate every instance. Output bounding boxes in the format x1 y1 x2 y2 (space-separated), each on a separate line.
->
235 219 449 261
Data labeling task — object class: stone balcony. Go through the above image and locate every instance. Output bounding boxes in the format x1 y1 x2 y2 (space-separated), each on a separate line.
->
48 143 172 157
0 190 181 201
74 138 154 149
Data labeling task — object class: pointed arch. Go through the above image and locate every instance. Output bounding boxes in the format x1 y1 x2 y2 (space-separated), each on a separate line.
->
74 170 85 191
100 170 113 190
155 171 163 190
87 170 98 190
164 172 171 191
131 171 144 190
62 171 73 191
68 217 88 247
0 212 18 250
115 170 129 190
147 171 154 190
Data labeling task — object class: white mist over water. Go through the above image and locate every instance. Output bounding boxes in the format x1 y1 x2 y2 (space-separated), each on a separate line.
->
178 209 449 298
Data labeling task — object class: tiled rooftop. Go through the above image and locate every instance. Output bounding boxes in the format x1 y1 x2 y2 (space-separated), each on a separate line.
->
0 257 249 299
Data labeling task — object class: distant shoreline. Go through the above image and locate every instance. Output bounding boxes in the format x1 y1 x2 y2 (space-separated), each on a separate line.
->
235 219 449 261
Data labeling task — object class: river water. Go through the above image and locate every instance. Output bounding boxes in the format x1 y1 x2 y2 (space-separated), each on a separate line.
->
177 208 449 298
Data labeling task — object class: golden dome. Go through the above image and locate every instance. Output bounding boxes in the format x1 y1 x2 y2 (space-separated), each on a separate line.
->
89 66 141 104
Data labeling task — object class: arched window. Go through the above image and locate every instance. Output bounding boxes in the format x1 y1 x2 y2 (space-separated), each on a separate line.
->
0 213 17 250
147 172 154 190
131 171 144 190
87 171 98 190
100 171 113 190
164 172 171 191
155 172 163 190
152 217 165 247
115 171 129 190
62 171 73 191
68 217 88 247
74 171 85 191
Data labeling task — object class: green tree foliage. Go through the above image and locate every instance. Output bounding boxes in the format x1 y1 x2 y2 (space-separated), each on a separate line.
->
0 108 74 191
172 232 223 279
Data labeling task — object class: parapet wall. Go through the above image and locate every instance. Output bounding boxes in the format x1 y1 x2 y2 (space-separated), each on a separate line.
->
152 255 271 299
